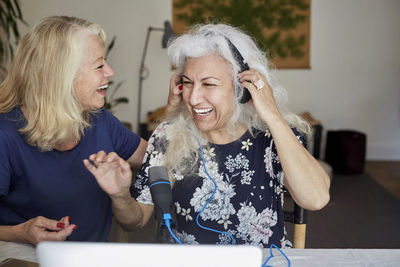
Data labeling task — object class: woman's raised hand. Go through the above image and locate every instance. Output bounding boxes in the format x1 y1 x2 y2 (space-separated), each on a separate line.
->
165 71 183 116
238 68 281 123
83 151 132 198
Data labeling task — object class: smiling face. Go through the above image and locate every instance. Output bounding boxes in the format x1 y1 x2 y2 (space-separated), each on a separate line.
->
182 54 239 142
73 34 114 111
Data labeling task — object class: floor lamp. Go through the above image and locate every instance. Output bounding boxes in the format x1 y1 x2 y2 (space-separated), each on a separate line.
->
137 21 175 138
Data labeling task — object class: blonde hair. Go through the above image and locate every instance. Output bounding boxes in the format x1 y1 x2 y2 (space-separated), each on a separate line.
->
163 24 311 178
0 16 106 151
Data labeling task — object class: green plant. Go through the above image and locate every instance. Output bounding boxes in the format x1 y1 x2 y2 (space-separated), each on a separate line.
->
0 0 27 70
174 0 309 59
103 36 129 113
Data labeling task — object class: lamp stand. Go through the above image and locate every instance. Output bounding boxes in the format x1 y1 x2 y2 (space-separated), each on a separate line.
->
137 26 164 137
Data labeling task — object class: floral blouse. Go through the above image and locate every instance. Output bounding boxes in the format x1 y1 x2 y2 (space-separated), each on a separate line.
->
131 122 302 248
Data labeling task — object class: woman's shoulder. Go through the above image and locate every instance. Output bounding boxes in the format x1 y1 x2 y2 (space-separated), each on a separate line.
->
89 108 124 128
246 127 272 141
0 109 26 148
0 107 24 133
0 106 22 119
151 121 171 137
250 126 302 141
90 108 111 122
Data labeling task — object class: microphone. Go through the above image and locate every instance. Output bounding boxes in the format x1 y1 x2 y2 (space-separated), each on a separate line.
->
149 166 181 244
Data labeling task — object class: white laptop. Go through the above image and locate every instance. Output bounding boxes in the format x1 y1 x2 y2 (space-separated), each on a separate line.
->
36 242 263 267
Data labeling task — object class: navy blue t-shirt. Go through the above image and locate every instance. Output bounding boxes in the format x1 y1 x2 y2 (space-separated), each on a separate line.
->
0 107 140 241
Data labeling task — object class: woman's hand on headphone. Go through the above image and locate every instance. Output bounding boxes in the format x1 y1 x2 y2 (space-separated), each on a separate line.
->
165 71 183 116
238 68 281 122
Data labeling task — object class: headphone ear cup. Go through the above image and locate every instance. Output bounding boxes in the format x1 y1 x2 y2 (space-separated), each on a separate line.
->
239 86 251 103
226 37 252 104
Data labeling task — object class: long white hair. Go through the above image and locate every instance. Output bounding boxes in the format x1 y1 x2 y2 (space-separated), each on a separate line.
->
163 24 310 177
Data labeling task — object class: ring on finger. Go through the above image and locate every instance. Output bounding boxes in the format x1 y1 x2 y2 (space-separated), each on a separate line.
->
253 79 265 90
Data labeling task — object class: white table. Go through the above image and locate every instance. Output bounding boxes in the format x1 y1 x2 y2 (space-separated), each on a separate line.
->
263 248 400 266
1 241 399 266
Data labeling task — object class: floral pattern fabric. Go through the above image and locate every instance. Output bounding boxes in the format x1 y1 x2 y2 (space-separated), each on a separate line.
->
131 122 302 248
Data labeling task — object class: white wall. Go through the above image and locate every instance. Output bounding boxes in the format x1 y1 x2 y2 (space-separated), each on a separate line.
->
18 0 174 131
18 0 400 160
277 0 400 160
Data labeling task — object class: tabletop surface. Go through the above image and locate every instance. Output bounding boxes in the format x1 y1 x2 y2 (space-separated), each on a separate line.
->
0 241 37 264
263 248 400 266
1 241 399 267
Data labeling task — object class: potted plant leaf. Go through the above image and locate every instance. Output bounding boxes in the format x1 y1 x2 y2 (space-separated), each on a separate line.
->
104 36 131 129
0 0 27 79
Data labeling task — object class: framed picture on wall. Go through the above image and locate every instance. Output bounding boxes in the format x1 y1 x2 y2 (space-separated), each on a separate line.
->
172 0 311 69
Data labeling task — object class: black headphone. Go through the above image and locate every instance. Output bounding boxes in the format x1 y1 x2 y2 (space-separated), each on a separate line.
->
225 38 251 103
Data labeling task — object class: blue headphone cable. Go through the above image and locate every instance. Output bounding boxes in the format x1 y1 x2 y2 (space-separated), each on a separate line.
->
191 131 236 245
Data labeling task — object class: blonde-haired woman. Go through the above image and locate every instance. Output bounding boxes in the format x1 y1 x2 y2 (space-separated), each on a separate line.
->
86 24 330 248
0 16 147 245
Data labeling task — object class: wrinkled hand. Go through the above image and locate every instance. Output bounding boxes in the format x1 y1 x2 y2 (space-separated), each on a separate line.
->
165 71 183 116
18 216 76 245
83 151 132 198
238 68 280 121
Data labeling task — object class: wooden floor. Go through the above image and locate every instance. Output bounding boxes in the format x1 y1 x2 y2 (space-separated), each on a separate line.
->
365 160 400 199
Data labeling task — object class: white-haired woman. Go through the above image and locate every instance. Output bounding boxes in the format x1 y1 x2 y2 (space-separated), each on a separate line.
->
86 24 330 248
0 16 148 245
